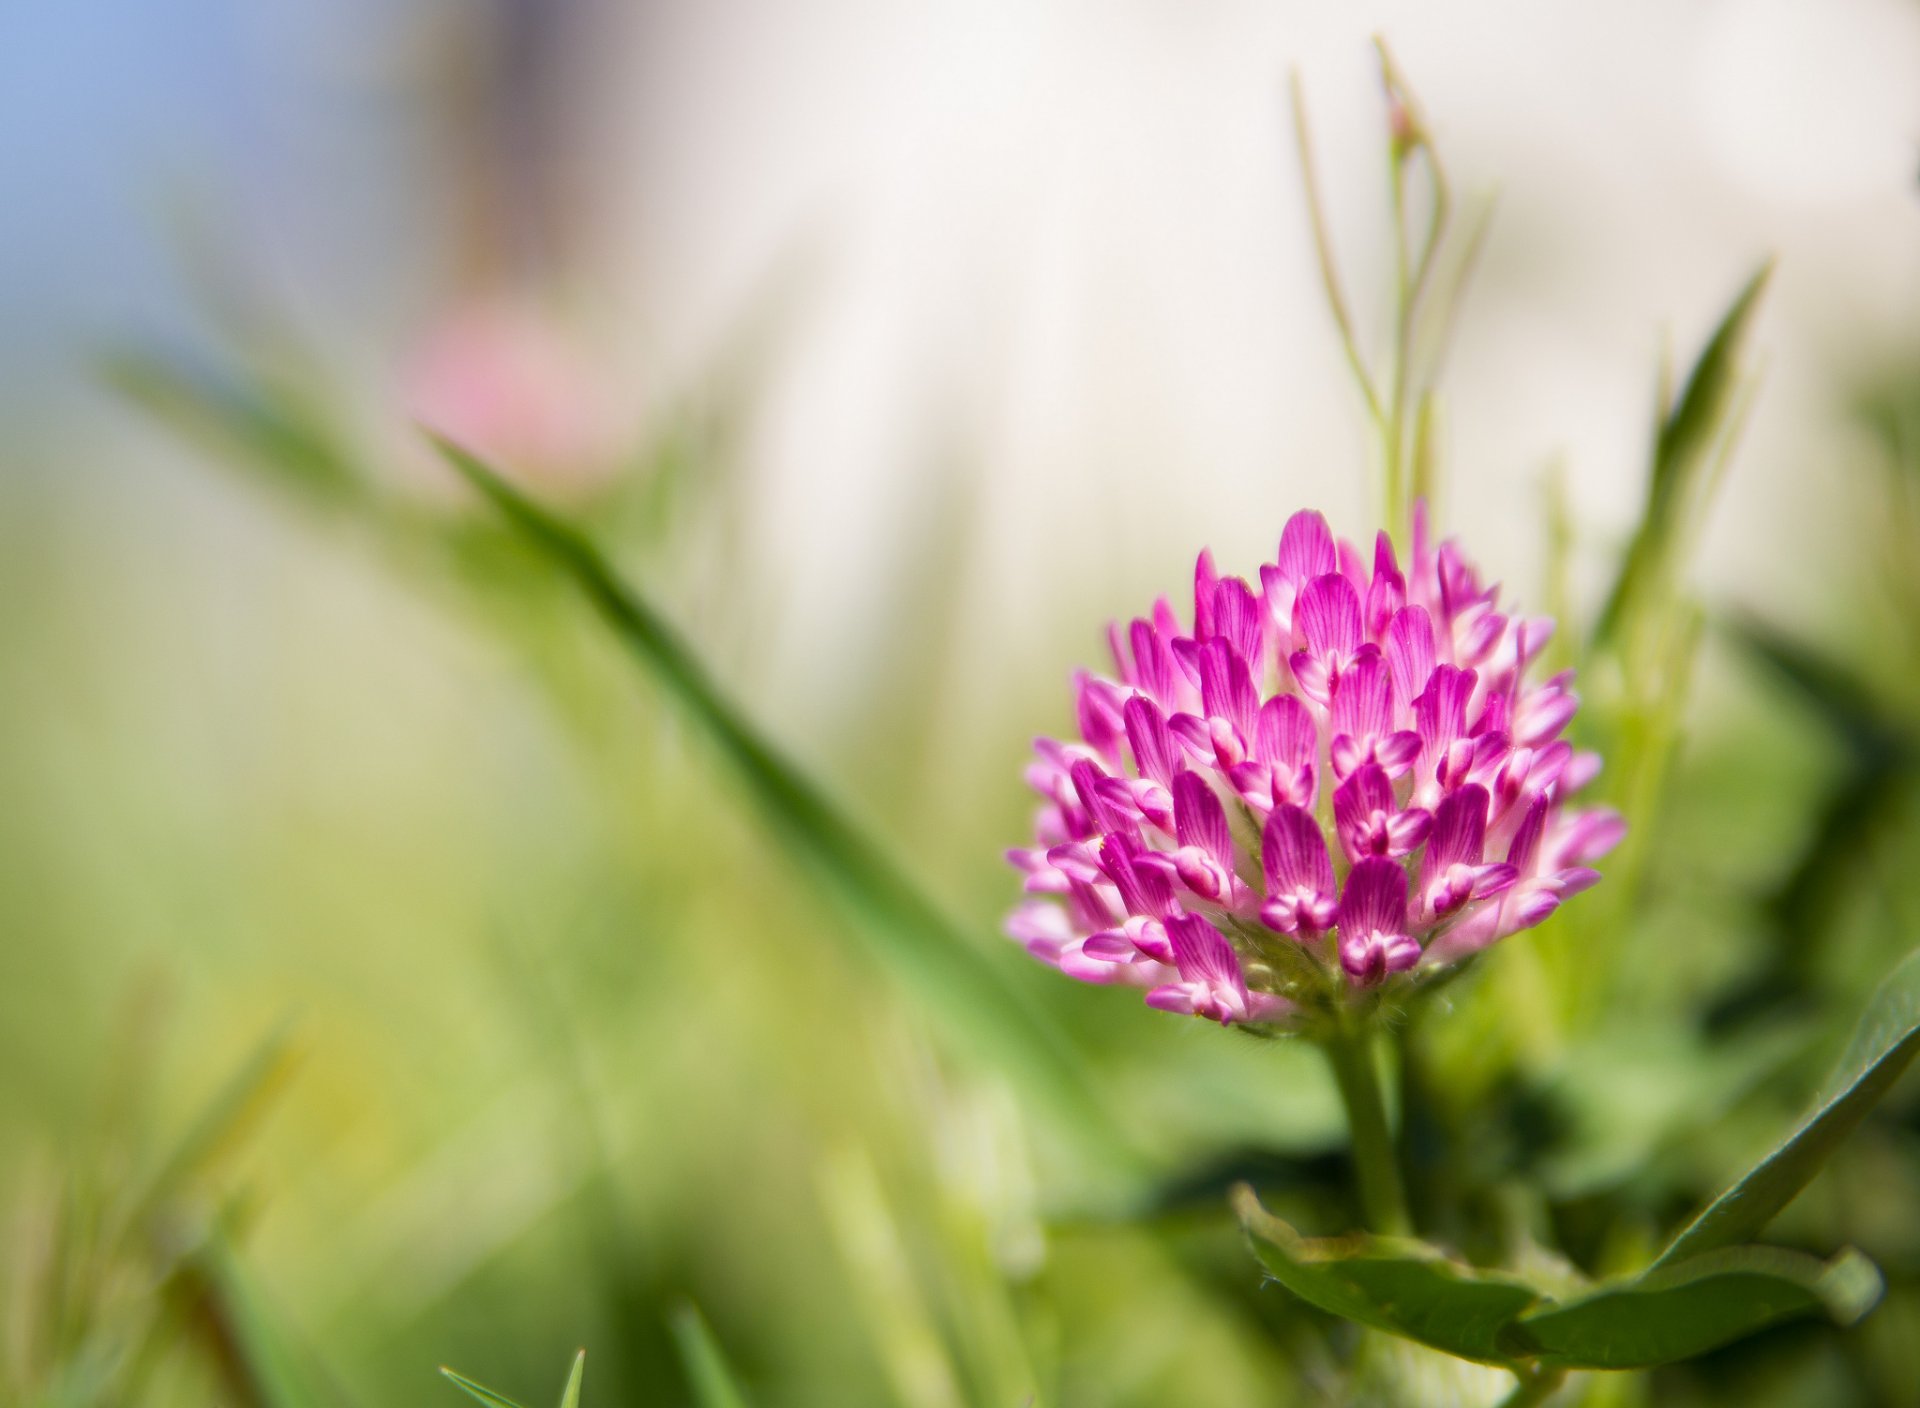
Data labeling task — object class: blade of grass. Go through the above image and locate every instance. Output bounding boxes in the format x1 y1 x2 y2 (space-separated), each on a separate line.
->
671 1305 752 1408
440 1368 531 1408
556 1350 585 1408
1592 264 1770 654
430 436 1137 1171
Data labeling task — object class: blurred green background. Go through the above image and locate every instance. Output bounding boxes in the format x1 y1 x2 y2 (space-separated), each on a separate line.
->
4 3 1920 1404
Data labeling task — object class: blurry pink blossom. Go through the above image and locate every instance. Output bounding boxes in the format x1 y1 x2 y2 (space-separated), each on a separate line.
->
404 299 629 493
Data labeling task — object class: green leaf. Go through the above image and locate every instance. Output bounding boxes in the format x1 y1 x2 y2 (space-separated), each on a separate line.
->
670 1304 753 1408
1233 1186 1541 1365
1509 1245 1881 1370
1593 263 1770 652
430 435 1136 1170
556 1350 585 1408
1655 947 1920 1268
439 1368 531 1408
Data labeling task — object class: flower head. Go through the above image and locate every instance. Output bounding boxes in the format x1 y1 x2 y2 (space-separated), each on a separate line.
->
1005 507 1621 1026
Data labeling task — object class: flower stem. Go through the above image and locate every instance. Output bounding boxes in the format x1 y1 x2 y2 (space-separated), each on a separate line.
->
1496 1365 1567 1408
1321 1024 1411 1237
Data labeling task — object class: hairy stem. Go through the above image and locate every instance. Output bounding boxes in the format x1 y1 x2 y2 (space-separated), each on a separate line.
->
1322 1024 1411 1237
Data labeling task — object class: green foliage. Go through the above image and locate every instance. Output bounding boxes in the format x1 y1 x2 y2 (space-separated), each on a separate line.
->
1242 948 1920 1380
1509 1246 1880 1370
430 434 1135 1171
1656 949 1920 1267
1234 1187 1541 1365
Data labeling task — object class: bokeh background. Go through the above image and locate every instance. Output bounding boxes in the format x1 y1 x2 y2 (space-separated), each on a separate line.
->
5 2 1920 1404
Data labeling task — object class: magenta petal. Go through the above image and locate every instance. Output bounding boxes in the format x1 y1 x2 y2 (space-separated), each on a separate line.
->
1340 857 1410 939
1562 750 1603 793
1278 510 1337 587
1262 803 1335 896
1337 537 1368 597
1082 931 1137 961
1129 618 1177 703
1173 771 1235 871
1101 832 1173 918
1330 735 1364 782
1506 793 1550 873
1005 901 1072 950
1193 549 1219 637
1197 638 1260 740
1376 731 1422 777
1289 650 1332 705
1415 665 1476 753
1384 808 1432 856
1556 808 1627 866
1166 912 1242 989
1123 695 1178 789
1145 984 1197 1014
1212 576 1266 675
1386 606 1437 714
1555 866 1603 898
1294 573 1363 658
1331 652 1394 744
1167 712 1215 764
1334 764 1397 857
1427 783 1491 870
1364 533 1406 639
1510 887 1563 930
1471 862 1518 899
1255 693 1318 770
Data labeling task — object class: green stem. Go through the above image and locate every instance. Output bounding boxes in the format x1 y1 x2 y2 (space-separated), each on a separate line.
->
1321 1024 1411 1237
1496 1365 1567 1408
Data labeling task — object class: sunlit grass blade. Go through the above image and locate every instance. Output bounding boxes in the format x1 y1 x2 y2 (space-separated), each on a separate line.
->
440 1367 532 1408
430 434 1136 1168
1654 947 1920 1268
1592 263 1770 654
556 1350 585 1408
671 1304 752 1408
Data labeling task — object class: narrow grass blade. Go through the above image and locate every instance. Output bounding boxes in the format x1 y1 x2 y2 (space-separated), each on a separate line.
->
671 1304 752 1408
556 1350 585 1408
1592 264 1770 653
440 1368 531 1408
1655 948 1920 1268
431 435 1134 1167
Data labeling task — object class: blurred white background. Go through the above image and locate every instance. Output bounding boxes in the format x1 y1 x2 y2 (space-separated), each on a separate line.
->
4 0 1918 723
